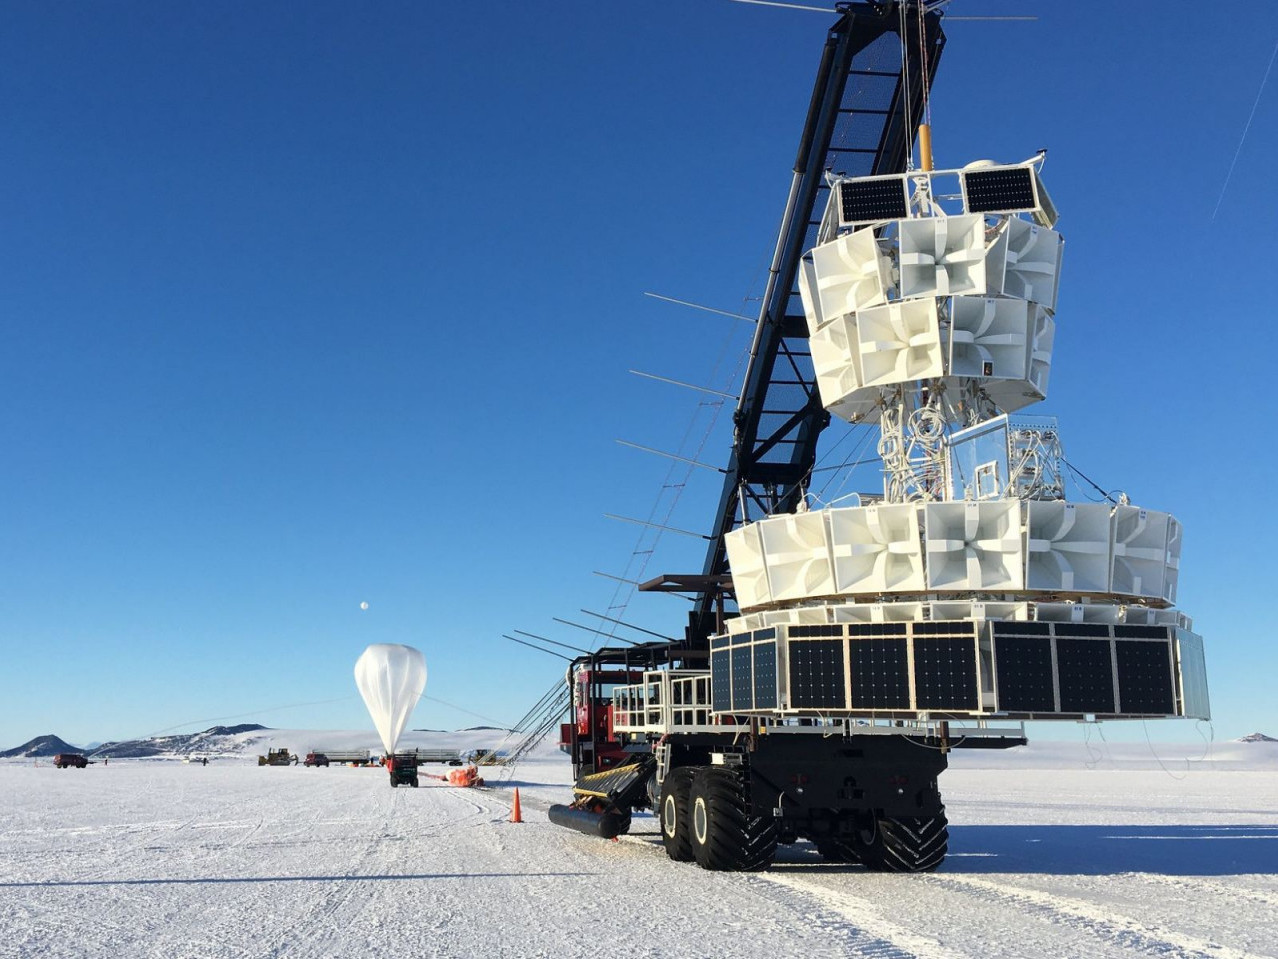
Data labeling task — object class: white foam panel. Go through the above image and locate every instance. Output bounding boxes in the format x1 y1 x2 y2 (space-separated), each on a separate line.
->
1026 501 1112 592
873 602 925 623
857 299 944 387
948 297 1032 380
1164 516 1182 604
810 228 891 319
1034 602 1085 622
1111 507 1171 599
924 501 1025 591
830 604 876 624
757 511 835 603
929 601 974 620
827 503 925 594
724 524 772 610
797 258 828 334
899 214 988 299
809 315 878 422
1079 603 1121 624
992 217 1063 311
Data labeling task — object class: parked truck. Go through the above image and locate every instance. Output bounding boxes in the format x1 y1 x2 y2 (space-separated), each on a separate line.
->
53 753 89 769
546 1 1208 874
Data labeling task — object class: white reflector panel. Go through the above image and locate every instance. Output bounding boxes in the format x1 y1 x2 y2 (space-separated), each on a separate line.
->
757 512 835 602
858 299 944 387
948 297 1032 380
924 501 1025 590
827 503 925 594
899 215 988 299
810 229 891 319
1111 507 1171 599
993 217 1064 311
725 523 772 610
797 257 827 334
1026 501 1112 592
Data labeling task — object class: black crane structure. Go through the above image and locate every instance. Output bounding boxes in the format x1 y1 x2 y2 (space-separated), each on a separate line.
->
638 1 945 656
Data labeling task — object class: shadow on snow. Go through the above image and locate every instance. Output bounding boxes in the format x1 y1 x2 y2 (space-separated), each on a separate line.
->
771 824 1278 876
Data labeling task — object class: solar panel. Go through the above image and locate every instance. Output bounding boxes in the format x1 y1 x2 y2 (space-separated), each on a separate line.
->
993 635 1056 712
1115 640 1175 714
753 642 778 710
788 640 847 709
963 166 1037 214
848 638 910 709
1056 638 1116 713
838 176 909 224
731 646 754 711
711 649 732 711
912 636 979 711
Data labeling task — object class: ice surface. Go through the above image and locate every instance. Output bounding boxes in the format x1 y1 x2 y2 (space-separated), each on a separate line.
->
1 731 1275 959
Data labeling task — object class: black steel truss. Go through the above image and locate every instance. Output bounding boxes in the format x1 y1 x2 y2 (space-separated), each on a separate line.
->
683 1 945 649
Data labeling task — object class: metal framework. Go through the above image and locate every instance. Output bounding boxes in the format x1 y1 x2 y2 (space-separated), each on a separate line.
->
679 2 945 648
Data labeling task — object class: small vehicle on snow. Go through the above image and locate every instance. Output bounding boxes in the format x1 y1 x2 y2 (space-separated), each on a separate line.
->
304 752 330 767
386 753 419 788
53 754 89 769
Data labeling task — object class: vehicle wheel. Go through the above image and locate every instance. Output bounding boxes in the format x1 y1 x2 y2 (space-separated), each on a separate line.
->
859 811 948 873
659 767 696 862
688 767 776 872
390 780 398 788
411 776 419 788
815 838 861 863
611 809 632 837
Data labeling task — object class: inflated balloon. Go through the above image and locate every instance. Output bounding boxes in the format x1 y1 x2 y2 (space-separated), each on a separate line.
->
354 644 427 755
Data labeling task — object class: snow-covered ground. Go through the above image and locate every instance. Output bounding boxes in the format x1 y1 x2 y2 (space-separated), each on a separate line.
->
2 732 1275 959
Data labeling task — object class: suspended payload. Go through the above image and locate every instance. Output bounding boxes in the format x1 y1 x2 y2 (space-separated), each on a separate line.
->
354 643 428 756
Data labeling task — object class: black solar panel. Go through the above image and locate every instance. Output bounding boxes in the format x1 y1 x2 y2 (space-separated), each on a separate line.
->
964 166 1036 214
1115 640 1175 714
848 638 910 709
788 640 847 709
839 177 909 224
993 635 1056 712
913 636 979 711
1056 638 1116 713
753 642 778 710
731 646 754 711
711 649 732 711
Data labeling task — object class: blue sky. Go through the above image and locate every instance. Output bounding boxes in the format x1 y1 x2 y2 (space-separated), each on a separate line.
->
3 1 1276 749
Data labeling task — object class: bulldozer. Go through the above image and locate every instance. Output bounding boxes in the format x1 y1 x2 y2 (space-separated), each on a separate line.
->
257 748 297 767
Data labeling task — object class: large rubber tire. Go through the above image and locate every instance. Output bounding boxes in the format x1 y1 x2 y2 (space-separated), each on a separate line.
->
815 837 862 863
859 811 949 873
688 767 777 872
659 767 697 862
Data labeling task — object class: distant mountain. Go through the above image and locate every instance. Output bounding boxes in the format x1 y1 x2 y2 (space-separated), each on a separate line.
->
1238 732 1277 743
92 723 270 759
0 734 81 758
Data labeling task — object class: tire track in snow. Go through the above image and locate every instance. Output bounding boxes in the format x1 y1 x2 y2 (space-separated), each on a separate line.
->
1130 872 1278 911
752 872 975 959
925 874 1266 959
614 835 972 959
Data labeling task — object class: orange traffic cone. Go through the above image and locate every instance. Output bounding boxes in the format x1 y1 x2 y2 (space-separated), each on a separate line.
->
510 787 523 824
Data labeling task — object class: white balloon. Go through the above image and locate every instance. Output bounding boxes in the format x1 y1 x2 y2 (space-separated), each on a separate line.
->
359 601 369 610
354 644 427 755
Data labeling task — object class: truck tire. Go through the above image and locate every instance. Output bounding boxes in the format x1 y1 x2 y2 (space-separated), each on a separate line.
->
411 776 419 788
688 767 776 872
659 767 696 862
859 812 948 873
815 838 861 863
